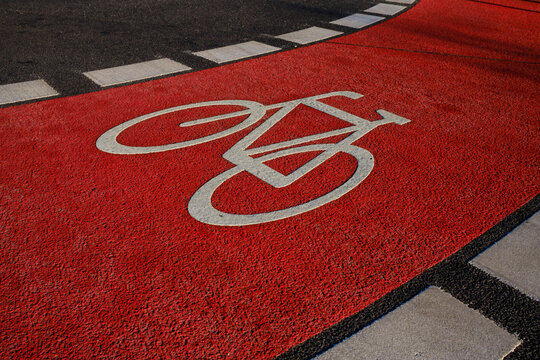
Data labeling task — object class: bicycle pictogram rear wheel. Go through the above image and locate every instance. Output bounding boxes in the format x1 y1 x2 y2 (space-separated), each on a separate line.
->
96 100 266 155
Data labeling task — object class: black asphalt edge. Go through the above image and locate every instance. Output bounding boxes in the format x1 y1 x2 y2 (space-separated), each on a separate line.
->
275 193 540 360
0 1 420 109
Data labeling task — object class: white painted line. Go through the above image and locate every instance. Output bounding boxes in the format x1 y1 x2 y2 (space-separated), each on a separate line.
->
471 211 540 300
386 0 415 4
316 287 521 360
193 41 281 64
364 3 407 16
330 13 385 29
0 79 59 105
275 26 343 45
83 58 191 87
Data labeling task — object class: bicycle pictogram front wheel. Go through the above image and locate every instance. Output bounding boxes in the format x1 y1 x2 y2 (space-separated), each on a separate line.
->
188 144 374 226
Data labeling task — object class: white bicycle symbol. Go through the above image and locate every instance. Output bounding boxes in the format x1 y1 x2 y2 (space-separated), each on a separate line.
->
96 91 410 226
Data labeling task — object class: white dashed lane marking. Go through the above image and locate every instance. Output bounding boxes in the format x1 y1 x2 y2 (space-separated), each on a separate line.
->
0 79 58 105
315 287 521 360
0 1 418 106
471 211 540 301
83 58 191 87
193 41 281 64
275 26 343 45
330 13 385 29
364 3 407 16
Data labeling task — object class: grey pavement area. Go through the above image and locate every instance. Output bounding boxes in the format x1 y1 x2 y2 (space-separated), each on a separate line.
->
315 287 521 360
471 211 540 301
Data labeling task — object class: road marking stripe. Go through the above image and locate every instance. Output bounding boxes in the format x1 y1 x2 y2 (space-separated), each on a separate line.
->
330 13 386 29
365 3 407 15
0 79 59 105
83 58 191 87
193 41 281 64
275 26 343 45
315 287 521 360
470 211 540 300
0 0 419 106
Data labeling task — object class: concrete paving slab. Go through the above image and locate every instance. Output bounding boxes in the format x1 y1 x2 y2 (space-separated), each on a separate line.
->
364 3 407 15
275 27 343 45
193 41 280 64
0 79 58 105
315 287 520 360
83 59 191 87
387 0 416 4
330 13 385 29
471 211 540 300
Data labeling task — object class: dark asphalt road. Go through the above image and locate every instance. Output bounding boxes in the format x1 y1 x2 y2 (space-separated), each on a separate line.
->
1 0 381 95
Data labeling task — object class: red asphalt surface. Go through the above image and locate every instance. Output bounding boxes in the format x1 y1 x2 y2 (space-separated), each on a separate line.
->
1 0 539 358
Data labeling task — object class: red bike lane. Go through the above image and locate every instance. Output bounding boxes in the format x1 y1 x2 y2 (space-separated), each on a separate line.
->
1 0 538 358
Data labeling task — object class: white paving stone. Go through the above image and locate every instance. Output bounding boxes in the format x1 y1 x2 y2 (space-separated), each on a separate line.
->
471 211 540 300
83 58 191 87
193 41 280 64
364 3 407 16
330 13 385 29
316 287 520 360
386 0 416 4
0 79 58 105
275 26 343 45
